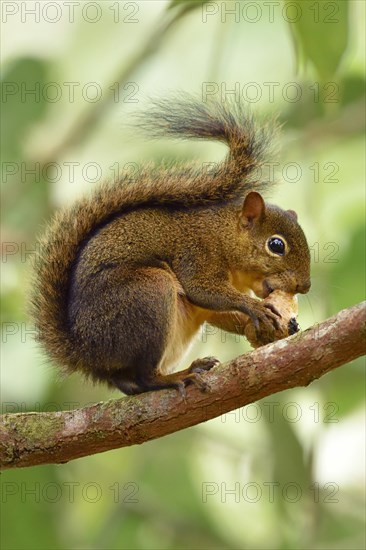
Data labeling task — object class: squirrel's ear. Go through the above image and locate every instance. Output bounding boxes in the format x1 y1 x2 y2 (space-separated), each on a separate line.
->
287 209 298 221
241 192 265 225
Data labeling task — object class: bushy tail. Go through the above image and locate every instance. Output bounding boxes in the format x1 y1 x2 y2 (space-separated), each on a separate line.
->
31 94 274 372
135 92 273 199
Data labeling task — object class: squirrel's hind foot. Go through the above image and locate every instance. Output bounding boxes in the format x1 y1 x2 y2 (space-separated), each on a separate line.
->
188 356 220 374
109 357 219 397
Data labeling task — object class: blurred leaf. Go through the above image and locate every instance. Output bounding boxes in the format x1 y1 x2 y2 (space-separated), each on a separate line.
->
1 58 49 162
167 0 210 16
261 400 317 547
136 434 210 521
263 398 312 488
329 225 365 311
340 75 366 106
284 75 366 128
1 467 63 550
320 358 366 418
286 0 348 79
312 501 366 549
279 82 325 127
1 58 52 235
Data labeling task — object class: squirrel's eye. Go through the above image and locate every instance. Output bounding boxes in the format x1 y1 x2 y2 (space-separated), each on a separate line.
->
267 236 286 256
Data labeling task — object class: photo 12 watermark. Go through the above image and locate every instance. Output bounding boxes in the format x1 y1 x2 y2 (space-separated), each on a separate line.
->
201 480 340 503
1 81 140 105
201 81 340 104
1 480 139 504
1 2 140 24
202 1 342 24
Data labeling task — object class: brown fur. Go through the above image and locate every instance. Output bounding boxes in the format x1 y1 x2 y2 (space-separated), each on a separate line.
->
30 95 310 394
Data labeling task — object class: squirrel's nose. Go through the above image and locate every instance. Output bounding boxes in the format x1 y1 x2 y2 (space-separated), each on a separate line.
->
296 281 311 294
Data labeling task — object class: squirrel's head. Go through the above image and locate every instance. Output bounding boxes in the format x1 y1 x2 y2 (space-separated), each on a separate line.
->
238 191 311 298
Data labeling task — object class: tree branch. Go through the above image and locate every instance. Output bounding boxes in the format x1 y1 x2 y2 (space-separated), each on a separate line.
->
1 302 365 470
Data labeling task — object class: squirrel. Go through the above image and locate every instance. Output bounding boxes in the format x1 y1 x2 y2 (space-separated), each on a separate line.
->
31 94 311 396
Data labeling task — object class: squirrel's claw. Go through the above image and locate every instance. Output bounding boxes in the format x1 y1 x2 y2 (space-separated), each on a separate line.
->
188 356 220 374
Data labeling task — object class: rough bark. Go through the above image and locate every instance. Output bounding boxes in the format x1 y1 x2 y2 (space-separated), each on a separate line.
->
1 302 365 470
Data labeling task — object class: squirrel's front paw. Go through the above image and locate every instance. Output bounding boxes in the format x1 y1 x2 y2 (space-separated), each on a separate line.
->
247 302 282 344
245 291 299 347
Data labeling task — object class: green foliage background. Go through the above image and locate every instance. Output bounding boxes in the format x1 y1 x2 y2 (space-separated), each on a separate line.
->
1 1 365 549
